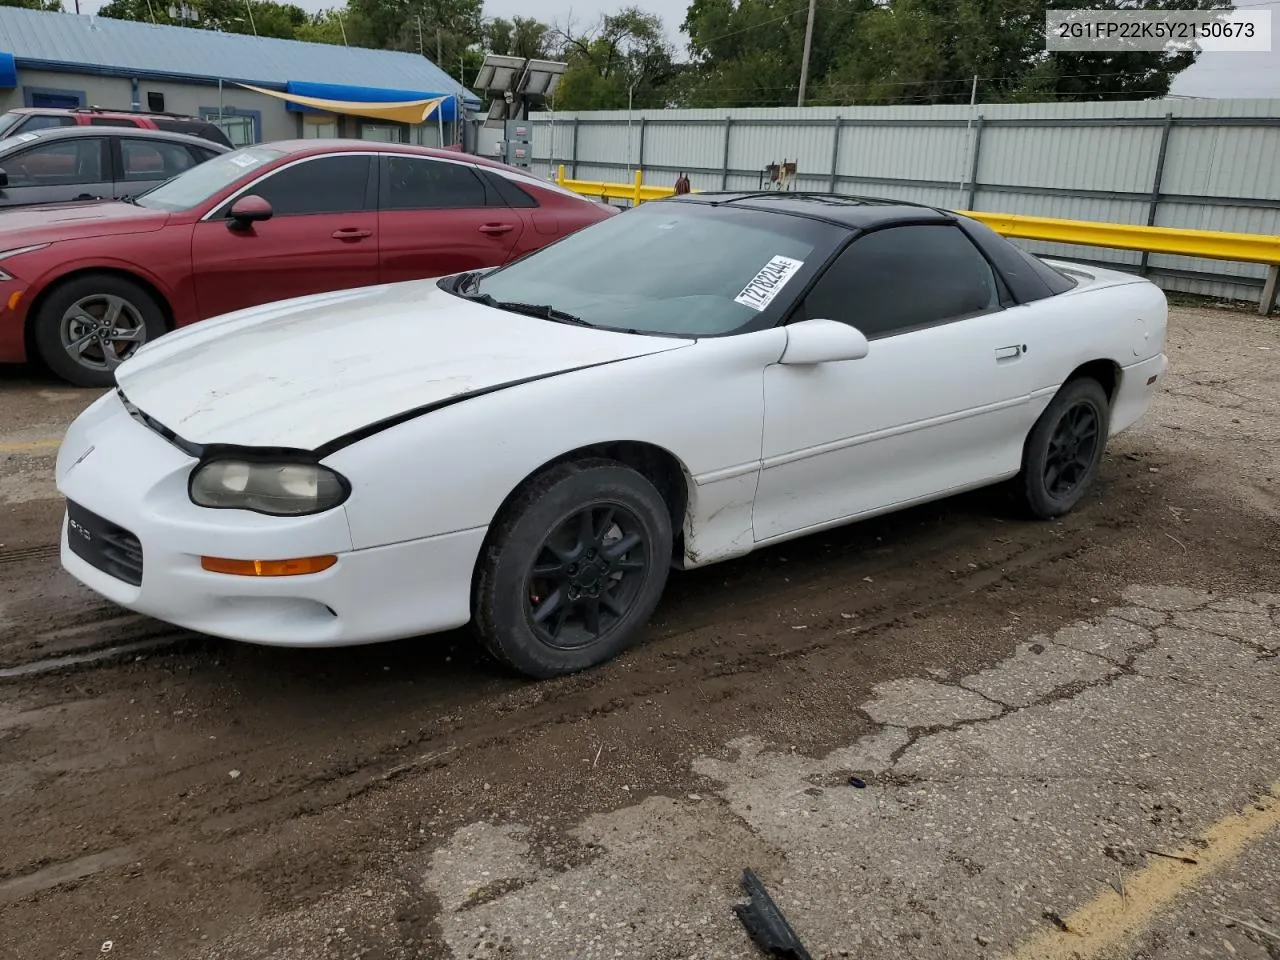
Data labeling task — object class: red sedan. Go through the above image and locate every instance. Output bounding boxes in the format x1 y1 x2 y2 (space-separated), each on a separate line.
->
0 140 617 386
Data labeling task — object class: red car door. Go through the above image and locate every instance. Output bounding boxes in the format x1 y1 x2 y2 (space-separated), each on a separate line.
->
190 153 379 318
376 153 524 283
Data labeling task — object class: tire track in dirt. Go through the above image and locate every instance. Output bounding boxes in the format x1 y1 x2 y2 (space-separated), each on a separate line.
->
0 480 1140 892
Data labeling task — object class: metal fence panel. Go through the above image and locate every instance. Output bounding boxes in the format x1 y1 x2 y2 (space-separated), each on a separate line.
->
527 98 1280 302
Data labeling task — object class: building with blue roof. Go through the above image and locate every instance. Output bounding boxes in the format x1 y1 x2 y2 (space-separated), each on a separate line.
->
0 5 482 146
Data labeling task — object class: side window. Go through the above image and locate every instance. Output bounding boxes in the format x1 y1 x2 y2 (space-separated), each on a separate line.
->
382 155 490 210
5 138 105 186
239 154 371 216
187 146 219 165
120 138 198 180
798 224 1002 338
20 115 76 133
90 117 143 127
150 118 187 134
480 169 538 208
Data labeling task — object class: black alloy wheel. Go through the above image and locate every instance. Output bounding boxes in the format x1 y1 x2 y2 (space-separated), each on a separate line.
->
473 459 673 678
525 502 650 650
1044 401 1101 499
1017 376 1111 519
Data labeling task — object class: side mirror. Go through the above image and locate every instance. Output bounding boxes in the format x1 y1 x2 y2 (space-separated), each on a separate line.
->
0 168 8 188
227 194 272 231
779 318 870 365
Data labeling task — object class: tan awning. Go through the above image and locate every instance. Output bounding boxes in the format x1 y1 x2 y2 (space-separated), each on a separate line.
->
237 83 448 124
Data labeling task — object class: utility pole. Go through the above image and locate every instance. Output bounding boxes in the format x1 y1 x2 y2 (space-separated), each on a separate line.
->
437 26 443 65
797 0 817 107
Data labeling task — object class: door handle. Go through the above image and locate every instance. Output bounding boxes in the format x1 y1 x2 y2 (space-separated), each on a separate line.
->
332 227 372 240
478 223 514 235
995 344 1024 361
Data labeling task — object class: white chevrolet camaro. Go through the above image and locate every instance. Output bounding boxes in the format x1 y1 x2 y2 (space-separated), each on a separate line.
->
55 192 1168 678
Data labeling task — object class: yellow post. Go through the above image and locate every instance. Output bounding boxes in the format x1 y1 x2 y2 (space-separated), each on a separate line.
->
557 163 566 186
634 169 643 206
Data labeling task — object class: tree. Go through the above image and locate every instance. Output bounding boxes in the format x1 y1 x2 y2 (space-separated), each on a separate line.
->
292 8 351 44
338 0 483 75
96 0 311 40
681 0 872 107
1 0 63 9
550 7 679 110
816 0 1232 105
484 15 552 60
680 0 1229 107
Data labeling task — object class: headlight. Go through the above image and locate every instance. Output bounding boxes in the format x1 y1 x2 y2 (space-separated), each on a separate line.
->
0 243 51 260
0 243 52 282
189 458 350 516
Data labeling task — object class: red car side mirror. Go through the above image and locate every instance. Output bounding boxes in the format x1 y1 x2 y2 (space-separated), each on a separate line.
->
227 194 272 231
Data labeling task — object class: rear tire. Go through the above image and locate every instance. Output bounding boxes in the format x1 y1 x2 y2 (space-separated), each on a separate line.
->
32 273 167 388
472 459 674 679
1017 377 1111 519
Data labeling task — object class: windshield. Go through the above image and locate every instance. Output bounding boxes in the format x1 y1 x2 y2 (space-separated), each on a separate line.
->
135 146 284 212
464 201 842 336
0 132 41 153
0 112 22 139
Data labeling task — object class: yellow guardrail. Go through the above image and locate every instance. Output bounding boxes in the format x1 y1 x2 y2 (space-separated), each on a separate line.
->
553 165 1280 315
556 165 679 204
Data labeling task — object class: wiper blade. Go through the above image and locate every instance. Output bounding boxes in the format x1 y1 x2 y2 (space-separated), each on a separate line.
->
463 292 589 326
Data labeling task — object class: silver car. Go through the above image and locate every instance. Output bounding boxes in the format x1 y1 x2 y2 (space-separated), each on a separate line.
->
0 125 229 210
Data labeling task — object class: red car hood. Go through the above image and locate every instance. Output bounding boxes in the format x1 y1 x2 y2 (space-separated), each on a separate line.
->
0 200 170 247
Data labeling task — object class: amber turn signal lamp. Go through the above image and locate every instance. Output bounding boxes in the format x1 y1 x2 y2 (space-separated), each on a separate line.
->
200 555 337 577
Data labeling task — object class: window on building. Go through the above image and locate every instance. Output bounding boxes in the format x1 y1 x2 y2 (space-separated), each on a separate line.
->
119 138 200 181
206 115 254 147
409 123 442 148
358 122 404 143
303 116 339 139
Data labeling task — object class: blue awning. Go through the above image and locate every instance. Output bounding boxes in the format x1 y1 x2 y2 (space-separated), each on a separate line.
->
284 80 467 123
0 52 16 90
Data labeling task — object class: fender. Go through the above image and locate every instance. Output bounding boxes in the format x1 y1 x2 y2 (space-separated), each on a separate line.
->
13 251 198 360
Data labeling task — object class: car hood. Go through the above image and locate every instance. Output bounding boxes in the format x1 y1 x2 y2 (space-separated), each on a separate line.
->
0 199 170 245
115 279 693 451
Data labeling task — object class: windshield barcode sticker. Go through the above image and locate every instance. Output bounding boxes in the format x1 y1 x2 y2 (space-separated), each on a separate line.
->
734 256 804 311
227 153 259 167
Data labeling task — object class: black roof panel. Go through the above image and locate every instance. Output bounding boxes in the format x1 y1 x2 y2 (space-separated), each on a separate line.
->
661 190 956 230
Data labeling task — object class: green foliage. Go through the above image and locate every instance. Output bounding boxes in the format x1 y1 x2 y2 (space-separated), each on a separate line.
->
94 0 310 38
0 0 63 9
678 0 1229 106
550 7 681 110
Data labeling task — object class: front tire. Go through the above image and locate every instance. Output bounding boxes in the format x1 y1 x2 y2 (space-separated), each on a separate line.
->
473 459 674 679
32 273 167 388
1017 376 1111 519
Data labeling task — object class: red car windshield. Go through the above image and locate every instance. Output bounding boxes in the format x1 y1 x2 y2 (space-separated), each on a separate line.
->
134 146 284 212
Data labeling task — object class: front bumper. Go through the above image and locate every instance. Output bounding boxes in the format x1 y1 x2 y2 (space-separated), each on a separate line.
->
0 275 32 363
56 391 484 646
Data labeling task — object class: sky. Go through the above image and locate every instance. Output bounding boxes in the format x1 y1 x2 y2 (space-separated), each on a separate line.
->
70 0 1280 99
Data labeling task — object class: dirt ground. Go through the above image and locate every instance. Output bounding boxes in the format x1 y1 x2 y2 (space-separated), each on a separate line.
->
0 301 1277 960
